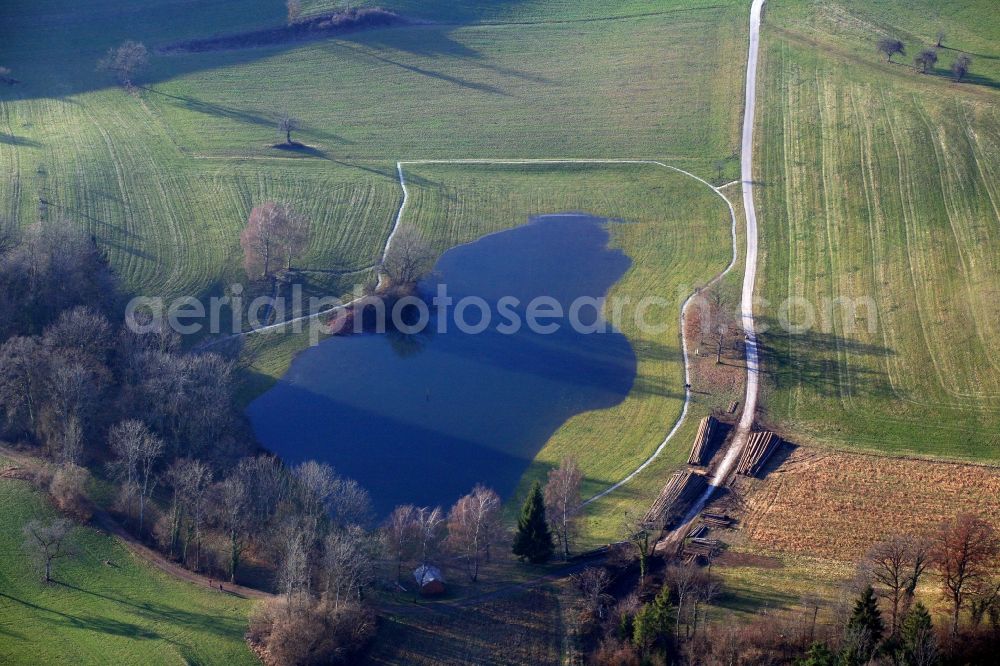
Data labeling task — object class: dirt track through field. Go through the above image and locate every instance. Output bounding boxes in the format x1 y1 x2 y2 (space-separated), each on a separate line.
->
666 0 765 543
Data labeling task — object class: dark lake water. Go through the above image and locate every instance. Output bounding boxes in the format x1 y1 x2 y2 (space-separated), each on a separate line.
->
247 214 637 515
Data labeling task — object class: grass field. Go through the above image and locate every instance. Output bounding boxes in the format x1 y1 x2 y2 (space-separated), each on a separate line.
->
754 0 1000 459
0 468 256 664
1 0 747 302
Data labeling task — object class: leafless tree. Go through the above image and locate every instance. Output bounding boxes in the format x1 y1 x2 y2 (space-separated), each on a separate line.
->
573 566 613 620
951 54 972 82
109 419 163 535
446 485 501 581
329 477 373 530
165 458 212 565
544 458 583 560
914 49 938 73
239 455 288 541
932 513 1000 636
935 30 946 48
622 513 654 584
876 37 905 63
218 472 251 582
0 336 46 434
383 504 417 581
713 160 726 183
690 572 721 639
666 562 705 638
241 202 310 279
23 518 75 582
863 535 930 634
280 528 311 612
323 526 376 608
98 40 149 89
278 113 300 145
379 226 434 289
412 506 445 568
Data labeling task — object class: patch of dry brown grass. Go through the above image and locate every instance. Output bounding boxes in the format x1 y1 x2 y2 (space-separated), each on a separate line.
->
738 447 1000 561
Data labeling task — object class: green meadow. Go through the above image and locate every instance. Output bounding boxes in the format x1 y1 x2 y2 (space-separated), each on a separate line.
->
754 0 1000 460
0 469 256 664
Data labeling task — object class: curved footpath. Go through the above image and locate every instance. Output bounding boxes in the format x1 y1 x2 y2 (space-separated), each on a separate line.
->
221 0 766 515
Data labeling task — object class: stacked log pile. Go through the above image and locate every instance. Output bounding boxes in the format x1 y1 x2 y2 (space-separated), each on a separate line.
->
687 416 720 466
735 430 780 477
643 470 708 530
684 537 722 558
702 512 733 528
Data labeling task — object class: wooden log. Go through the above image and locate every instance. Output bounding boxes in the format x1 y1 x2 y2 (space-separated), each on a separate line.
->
687 416 719 465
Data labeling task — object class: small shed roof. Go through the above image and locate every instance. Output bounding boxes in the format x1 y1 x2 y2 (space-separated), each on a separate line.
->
414 564 444 586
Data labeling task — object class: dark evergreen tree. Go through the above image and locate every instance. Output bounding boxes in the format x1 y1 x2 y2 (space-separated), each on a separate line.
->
511 481 554 563
899 602 937 666
797 642 836 666
632 582 674 655
842 586 884 665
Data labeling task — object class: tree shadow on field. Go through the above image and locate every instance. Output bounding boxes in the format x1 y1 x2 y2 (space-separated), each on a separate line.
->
0 590 160 640
54 581 246 639
754 316 897 400
141 87 354 146
328 42 511 96
0 133 41 148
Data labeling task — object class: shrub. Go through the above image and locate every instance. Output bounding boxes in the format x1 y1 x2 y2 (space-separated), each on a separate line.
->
49 464 92 521
248 597 375 666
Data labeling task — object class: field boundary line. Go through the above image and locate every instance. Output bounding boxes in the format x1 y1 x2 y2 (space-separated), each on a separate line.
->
390 158 741 505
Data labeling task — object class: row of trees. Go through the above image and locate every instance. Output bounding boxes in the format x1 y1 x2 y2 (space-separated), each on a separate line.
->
876 36 973 81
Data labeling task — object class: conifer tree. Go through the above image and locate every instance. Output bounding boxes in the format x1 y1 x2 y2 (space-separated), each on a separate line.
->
511 481 554 564
899 602 937 666
843 585 884 665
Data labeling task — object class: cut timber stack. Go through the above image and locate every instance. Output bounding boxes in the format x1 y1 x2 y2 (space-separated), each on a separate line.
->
687 416 719 466
702 512 733 528
735 430 780 477
644 470 708 530
684 537 722 558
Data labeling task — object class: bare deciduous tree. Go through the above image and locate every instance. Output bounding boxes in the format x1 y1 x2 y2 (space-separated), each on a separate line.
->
323 526 376 608
280 528 311 612
412 506 445 569
0 336 46 434
23 518 75 582
935 30 946 48
863 535 930 634
622 513 654 584
98 40 149 89
383 504 417 581
240 202 311 279
951 54 972 82
932 513 1000 636
278 113 300 145
165 458 212 565
914 49 938 73
573 566 613 620
876 37 905 63
446 484 501 581
218 472 250 582
544 458 582 560
379 226 434 289
109 419 163 535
